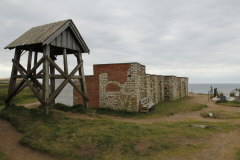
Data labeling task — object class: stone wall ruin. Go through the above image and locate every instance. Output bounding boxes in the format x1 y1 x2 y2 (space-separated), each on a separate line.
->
71 62 188 112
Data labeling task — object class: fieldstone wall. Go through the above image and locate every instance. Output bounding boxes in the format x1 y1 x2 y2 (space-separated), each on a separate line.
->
98 63 145 112
73 62 188 112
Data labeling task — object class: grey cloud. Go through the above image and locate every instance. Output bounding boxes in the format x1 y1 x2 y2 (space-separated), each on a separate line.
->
1 0 240 83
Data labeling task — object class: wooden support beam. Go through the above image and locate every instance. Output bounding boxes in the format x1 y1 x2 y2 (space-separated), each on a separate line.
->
33 52 38 75
77 53 89 109
13 74 82 79
63 49 68 74
42 45 51 114
6 48 21 106
46 56 88 103
50 75 82 79
16 83 27 95
5 56 45 105
50 58 55 104
27 50 33 72
12 60 43 104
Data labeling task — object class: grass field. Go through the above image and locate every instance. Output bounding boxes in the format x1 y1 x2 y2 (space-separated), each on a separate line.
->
217 101 240 107
0 105 238 160
94 97 207 118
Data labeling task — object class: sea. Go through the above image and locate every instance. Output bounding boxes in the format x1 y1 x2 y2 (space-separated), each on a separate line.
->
189 83 240 94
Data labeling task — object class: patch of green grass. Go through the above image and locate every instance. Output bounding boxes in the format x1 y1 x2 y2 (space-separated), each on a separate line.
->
0 84 37 106
217 101 240 107
95 97 208 118
0 151 10 160
1 105 238 160
200 110 240 119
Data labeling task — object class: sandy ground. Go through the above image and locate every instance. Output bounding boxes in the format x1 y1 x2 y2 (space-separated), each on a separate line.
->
1 94 240 160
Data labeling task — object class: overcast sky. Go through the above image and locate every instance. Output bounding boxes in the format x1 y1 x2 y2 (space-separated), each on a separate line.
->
1 0 240 83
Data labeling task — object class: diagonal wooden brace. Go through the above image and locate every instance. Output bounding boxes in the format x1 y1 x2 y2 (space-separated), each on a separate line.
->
12 60 44 104
19 63 43 90
46 57 89 102
5 57 45 103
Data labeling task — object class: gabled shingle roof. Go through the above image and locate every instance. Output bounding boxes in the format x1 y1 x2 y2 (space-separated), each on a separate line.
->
5 19 90 53
5 20 68 49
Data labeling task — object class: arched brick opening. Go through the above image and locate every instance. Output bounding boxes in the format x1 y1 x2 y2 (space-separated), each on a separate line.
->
106 83 121 92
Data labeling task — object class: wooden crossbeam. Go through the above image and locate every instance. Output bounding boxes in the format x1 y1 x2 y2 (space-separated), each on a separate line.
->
13 75 82 79
12 60 43 104
46 56 88 102
17 63 43 90
5 57 45 103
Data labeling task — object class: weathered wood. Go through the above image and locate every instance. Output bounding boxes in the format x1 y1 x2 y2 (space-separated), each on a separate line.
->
42 45 51 114
12 60 43 104
16 83 27 95
27 50 33 72
14 63 43 90
33 52 38 75
76 53 89 109
5 57 45 103
46 56 88 102
6 48 21 106
50 75 82 79
63 49 68 74
50 57 55 104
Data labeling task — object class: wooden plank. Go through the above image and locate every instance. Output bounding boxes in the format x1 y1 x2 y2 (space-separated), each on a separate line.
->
6 48 21 106
42 45 51 114
43 21 70 45
56 34 62 47
72 39 76 50
27 50 32 72
76 53 89 109
62 30 67 48
69 23 90 53
67 29 72 49
63 49 68 74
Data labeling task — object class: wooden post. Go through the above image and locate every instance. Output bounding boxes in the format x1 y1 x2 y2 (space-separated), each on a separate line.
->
6 48 21 106
50 56 55 104
27 50 33 72
33 52 38 75
63 49 68 74
77 53 89 109
42 45 50 114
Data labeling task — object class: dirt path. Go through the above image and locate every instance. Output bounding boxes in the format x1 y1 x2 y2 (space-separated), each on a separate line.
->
190 131 240 160
0 119 57 160
53 94 238 124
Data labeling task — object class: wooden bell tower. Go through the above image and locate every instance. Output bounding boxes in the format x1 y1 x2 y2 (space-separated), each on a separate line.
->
5 19 90 114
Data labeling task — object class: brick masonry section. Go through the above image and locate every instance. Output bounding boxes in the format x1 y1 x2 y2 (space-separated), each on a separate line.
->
74 62 188 112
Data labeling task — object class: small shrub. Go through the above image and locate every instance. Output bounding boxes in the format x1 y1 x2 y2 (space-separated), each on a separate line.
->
95 107 139 116
53 103 87 113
